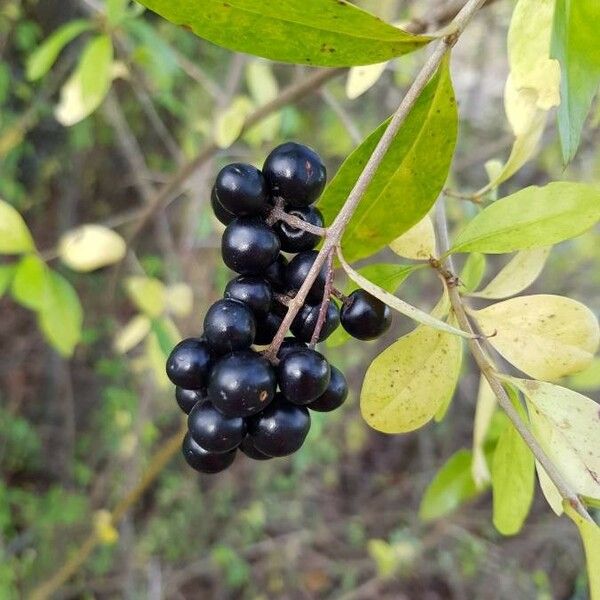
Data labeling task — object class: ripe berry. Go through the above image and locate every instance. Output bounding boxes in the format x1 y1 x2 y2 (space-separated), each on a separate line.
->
211 185 235 226
277 349 330 405
307 366 348 412
291 300 340 343
222 217 280 275
264 253 288 291
263 142 326 207
224 276 272 317
182 433 236 473
203 299 255 354
215 163 268 216
277 337 307 360
274 206 324 253
285 250 327 303
209 350 276 417
253 311 283 345
175 387 204 414
188 400 246 453
340 289 392 340
239 436 272 461
247 395 311 457
166 338 212 389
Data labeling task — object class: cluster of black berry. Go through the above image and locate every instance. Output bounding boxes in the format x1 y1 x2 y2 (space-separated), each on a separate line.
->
166 142 392 474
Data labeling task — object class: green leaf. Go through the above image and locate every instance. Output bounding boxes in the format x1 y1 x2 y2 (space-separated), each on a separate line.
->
320 57 457 262
11 254 49 310
567 357 600 392
460 252 486 294
135 0 430 67
0 199 35 254
471 376 497 488
551 0 600 163
26 19 93 81
124 276 166 317
0 265 16 297
450 182 600 254
37 270 83 357
106 0 130 26
419 449 483 522
151 318 180 357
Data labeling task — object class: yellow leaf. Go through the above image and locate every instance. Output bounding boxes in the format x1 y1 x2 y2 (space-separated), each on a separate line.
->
475 295 599 380
471 247 550 300
361 326 462 433
214 96 254 149
246 60 278 105
113 314 151 354
124 276 166 317
0 199 35 254
146 331 171 389
165 283 193 317
346 62 388 99
94 510 118 545
472 376 497 488
536 461 564 515
389 214 437 260
58 224 126 272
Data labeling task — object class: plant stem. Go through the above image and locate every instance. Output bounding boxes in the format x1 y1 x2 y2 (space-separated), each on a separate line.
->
309 248 335 348
433 198 594 523
267 205 327 237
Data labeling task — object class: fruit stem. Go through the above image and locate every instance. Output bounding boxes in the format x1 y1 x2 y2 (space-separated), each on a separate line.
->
330 286 348 304
309 247 335 349
267 204 327 236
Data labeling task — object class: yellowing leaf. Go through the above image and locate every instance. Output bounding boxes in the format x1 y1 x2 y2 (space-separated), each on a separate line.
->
124 277 166 317
472 376 497 488
58 224 126 272
246 60 278 105
361 326 462 433
471 247 550 300
146 330 171 389
113 314 151 354
567 358 600 392
536 462 564 515
346 62 388 99
94 510 119 545
389 214 436 260
11 254 49 310
475 295 599 380
165 283 193 317
0 199 35 254
215 96 255 149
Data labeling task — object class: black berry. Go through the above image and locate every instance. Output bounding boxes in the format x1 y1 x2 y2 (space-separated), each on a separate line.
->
224 276 272 317
291 300 340 343
211 185 236 225
277 337 307 360
307 366 348 412
285 250 327 303
277 349 330 405
264 253 289 291
182 433 236 473
215 163 268 216
263 142 326 207
166 338 212 389
175 387 204 414
222 217 280 275
208 350 276 417
239 436 273 461
340 289 392 340
253 311 283 345
188 400 246 453
275 206 324 253
203 299 255 354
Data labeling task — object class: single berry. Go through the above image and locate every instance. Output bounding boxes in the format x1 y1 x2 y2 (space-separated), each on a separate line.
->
277 349 330 405
182 433 236 473
263 142 326 207
285 250 327 303
340 289 392 340
291 300 340 343
214 163 268 216
274 206 324 253
277 337 307 360
211 185 236 225
224 276 272 317
307 366 348 412
264 253 289 291
247 395 311 457
204 299 255 354
222 217 280 275
175 387 204 414
239 436 273 461
208 350 276 417
253 311 283 345
188 400 246 453
166 338 212 389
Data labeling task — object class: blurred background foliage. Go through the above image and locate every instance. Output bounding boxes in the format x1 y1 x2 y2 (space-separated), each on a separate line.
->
0 0 599 598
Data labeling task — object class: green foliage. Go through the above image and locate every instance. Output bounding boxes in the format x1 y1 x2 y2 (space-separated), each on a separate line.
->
0 199 35 254
11 254 48 310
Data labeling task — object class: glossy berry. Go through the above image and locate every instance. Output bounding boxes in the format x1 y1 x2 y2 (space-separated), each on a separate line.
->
291 300 340 343
247 395 311 457
224 276 272 317
166 338 212 390
239 436 272 461
188 400 246 453
203 299 255 354
209 350 276 417
214 163 268 216
253 311 283 345
307 366 348 412
285 250 327 303
175 387 204 414
182 433 236 473
222 217 280 275
277 337 307 360
263 142 326 207
211 185 235 226
264 253 288 291
277 349 331 405
274 206 323 253
340 289 392 341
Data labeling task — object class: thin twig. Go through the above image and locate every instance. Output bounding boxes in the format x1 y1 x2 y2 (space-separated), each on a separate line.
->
267 205 327 237
309 248 335 348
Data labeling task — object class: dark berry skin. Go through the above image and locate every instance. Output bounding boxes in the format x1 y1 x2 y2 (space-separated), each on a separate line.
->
203 299 256 354
224 276 272 317
307 366 348 412
285 250 327 303
222 217 280 275
263 142 326 207
175 387 204 414
182 433 236 473
291 300 340 343
239 436 272 461
277 337 306 360
188 400 246 453
208 350 276 417
340 289 392 341
277 349 331 405
215 163 268 216
247 395 311 457
253 311 283 345
274 206 324 253
264 253 288 291
211 185 236 225
166 338 212 390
